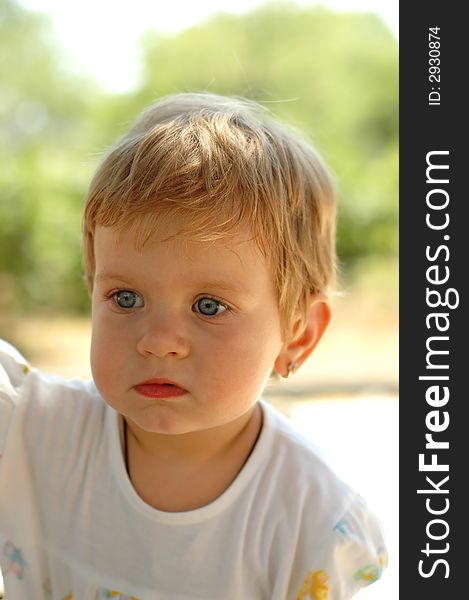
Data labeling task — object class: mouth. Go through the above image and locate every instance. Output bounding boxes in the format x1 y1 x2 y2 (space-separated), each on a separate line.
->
133 378 188 399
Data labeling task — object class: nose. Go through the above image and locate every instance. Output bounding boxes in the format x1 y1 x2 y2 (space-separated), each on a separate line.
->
136 314 191 359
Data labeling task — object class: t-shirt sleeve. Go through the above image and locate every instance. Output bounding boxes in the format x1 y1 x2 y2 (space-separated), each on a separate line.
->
0 339 31 454
330 494 387 597
294 494 388 600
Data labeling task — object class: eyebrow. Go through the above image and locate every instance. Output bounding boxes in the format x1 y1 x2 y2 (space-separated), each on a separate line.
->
95 273 250 295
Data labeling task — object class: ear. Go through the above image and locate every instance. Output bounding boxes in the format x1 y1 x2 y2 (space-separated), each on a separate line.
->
274 294 331 378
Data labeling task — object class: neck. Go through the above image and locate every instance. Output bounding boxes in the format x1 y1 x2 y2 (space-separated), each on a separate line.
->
121 404 264 512
122 403 262 466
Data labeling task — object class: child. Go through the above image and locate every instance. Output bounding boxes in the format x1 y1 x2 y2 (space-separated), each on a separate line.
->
0 92 387 599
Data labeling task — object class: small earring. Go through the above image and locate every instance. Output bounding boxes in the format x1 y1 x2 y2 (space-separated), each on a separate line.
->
282 361 297 379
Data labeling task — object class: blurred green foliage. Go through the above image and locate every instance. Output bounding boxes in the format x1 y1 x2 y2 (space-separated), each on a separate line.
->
0 0 397 318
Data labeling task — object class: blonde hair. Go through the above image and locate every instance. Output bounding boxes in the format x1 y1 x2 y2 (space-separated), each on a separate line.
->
83 92 336 339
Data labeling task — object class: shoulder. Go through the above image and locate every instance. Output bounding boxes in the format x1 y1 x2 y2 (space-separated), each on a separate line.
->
258 400 388 596
259 399 356 521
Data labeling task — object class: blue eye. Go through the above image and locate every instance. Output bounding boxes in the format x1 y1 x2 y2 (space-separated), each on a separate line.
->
114 290 144 309
194 297 227 317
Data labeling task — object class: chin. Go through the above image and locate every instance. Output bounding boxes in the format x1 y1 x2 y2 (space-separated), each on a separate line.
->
131 410 194 436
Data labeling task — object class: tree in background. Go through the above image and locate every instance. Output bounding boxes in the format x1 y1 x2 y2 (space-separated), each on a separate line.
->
0 0 99 322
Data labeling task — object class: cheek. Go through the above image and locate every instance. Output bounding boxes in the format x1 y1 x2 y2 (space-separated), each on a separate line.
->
90 328 110 393
200 315 282 382
90 311 128 392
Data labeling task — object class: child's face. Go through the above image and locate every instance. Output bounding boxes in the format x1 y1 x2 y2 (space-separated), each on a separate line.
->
90 218 286 436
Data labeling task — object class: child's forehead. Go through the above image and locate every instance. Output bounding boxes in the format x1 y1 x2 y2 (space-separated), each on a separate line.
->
97 220 250 249
93 222 268 271
93 224 277 297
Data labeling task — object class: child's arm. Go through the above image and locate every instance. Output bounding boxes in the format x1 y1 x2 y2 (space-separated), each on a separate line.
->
0 340 31 457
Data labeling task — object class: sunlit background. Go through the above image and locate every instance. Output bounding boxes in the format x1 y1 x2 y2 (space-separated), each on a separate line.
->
0 0 398 597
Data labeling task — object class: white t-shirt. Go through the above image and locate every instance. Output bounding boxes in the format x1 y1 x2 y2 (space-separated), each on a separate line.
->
0 339 387 599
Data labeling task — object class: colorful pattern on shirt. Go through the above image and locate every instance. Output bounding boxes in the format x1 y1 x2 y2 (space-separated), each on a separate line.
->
353 546 388 584
333 517 355 537
296 570 329 600
101 590 140 599
1 539 28 580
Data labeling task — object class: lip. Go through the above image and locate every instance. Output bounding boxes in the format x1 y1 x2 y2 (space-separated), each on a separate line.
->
133 378 188 399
